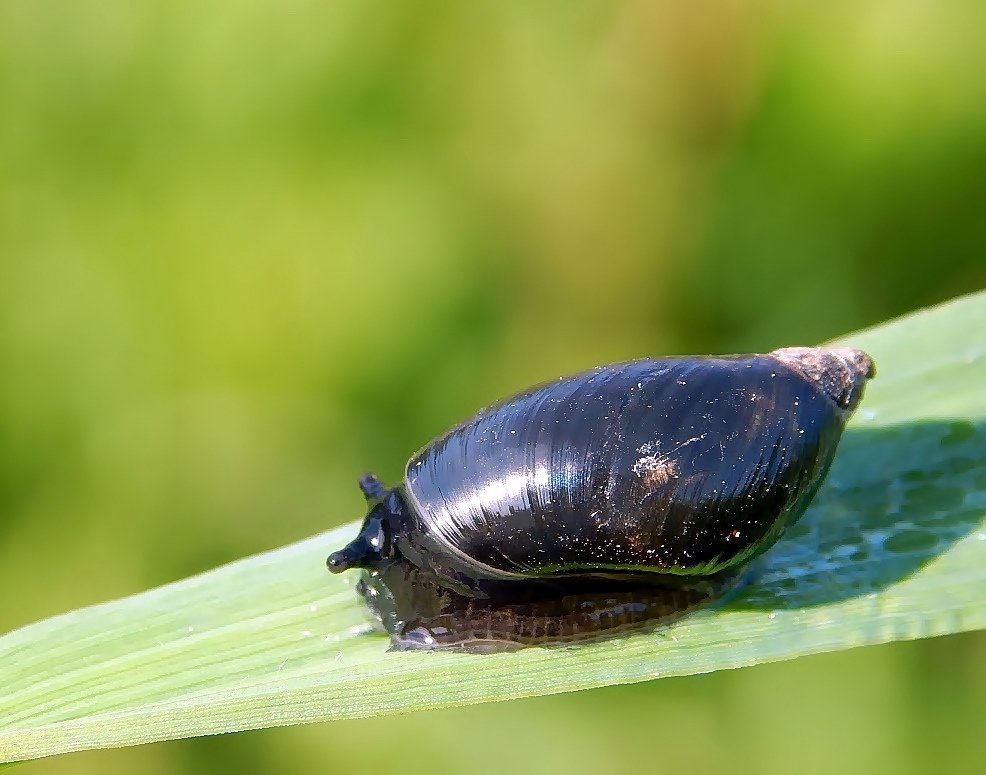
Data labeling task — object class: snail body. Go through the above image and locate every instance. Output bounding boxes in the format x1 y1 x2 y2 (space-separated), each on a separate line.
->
328 347 874 652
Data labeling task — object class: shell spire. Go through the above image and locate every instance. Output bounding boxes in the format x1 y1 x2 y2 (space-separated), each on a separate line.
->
770 346 875 412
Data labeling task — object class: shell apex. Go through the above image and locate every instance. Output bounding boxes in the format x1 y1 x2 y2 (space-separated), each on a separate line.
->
770 346 875 412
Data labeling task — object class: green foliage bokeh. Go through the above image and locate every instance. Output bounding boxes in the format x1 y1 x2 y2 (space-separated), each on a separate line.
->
1 1 984 773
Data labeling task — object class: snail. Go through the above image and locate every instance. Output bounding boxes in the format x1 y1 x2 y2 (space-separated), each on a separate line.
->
327 346 875 652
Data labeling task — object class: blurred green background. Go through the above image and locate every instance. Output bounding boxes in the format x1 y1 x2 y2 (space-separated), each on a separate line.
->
1 1 984 773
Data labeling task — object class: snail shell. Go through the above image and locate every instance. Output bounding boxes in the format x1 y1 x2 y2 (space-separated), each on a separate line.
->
328 346 874 652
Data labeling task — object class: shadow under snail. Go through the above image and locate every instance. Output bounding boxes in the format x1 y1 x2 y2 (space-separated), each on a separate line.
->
327 346 875 652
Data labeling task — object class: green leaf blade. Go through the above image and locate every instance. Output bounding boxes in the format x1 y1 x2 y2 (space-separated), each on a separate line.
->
2 291 985 763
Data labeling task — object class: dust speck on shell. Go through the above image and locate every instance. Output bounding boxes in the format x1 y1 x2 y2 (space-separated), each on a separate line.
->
631 439 694 487
633 446 680 486
632 436 707 487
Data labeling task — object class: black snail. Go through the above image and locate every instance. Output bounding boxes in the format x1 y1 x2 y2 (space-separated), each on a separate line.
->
327 346 875 652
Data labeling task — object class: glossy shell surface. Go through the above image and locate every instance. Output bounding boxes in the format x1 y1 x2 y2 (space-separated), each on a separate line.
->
403 355 846 579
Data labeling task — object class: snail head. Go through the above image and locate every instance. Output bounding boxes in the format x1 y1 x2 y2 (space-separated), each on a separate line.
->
326 473 397 573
